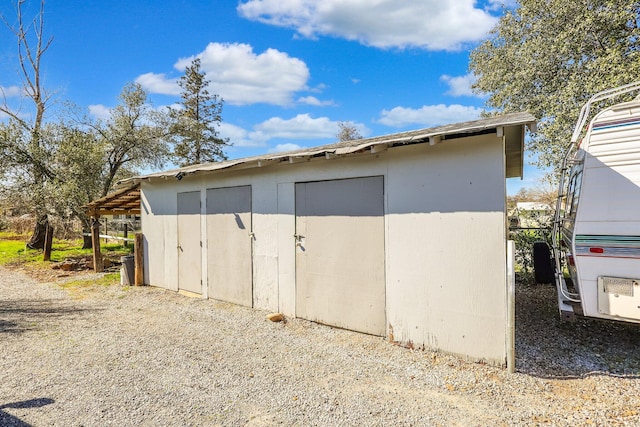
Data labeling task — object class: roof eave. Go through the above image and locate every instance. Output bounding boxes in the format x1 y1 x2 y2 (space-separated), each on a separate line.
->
119 112 536 185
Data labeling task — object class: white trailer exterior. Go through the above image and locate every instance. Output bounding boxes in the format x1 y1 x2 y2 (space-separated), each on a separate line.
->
552 84 640 323
133 113 535 365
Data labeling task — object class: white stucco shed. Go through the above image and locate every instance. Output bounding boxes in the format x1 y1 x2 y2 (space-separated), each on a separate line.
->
127 112 536 366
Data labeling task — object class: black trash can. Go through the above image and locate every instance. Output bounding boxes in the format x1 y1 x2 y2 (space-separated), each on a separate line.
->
121 255 135 285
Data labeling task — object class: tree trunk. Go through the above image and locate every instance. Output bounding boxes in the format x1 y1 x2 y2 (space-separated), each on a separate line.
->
82 232 93 249
27 214 48 250
81 216 93 249
43 224 54 261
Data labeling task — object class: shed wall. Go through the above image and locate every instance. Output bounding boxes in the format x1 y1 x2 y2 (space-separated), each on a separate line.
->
140 134 507 363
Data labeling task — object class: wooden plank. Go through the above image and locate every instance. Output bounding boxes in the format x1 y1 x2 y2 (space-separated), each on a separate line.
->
134 233 144 286
91 218 104 272
43 225 54 261
90 209 141 216
84 183 141 217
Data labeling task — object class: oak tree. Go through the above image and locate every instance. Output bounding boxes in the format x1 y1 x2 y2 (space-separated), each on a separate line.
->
72 83 171 247
470 0 640 171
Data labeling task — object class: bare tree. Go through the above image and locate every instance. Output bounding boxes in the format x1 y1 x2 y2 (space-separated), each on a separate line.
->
0 0 55 248
336 121 363 142
1 3 172 250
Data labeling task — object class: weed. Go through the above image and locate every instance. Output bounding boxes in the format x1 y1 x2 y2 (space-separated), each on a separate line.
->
59 273 120 290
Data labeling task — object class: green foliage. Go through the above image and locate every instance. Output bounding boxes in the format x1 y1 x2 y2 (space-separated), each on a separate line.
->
2 82 171 236
0 1 55 217
44 123 104 227
87 83 170 196
1 2 171 233
470 0 640 171
170 58 229 166
510 210 554 283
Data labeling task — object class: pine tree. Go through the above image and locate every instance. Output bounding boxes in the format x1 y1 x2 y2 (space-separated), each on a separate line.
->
171 58 229 166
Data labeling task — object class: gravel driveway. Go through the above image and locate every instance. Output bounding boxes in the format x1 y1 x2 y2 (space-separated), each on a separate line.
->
1 266 640 426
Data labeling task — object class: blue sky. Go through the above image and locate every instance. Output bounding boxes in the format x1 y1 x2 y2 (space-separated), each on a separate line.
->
0 0 541 194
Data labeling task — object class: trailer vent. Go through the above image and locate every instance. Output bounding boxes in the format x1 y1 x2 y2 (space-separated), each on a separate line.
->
600 277 635 297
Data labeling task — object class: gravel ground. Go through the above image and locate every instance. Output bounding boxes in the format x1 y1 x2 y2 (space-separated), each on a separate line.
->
1 266 640 426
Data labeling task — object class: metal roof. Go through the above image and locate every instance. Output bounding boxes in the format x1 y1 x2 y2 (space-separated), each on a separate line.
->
120 112 536 184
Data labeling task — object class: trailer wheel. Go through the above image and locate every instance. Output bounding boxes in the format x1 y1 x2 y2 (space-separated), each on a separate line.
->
533 241 554 284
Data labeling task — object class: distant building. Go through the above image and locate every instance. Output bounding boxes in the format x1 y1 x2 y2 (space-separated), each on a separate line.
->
513 202 554 228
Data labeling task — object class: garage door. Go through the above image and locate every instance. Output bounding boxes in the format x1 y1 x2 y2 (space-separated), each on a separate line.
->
177 191 202 294
295 176 385 336
206 186 253 307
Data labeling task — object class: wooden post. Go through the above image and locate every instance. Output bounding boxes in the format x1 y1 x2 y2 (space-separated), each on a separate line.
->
43 224 54 261
124 222 128 240
91 217 104 272
134 232 144 286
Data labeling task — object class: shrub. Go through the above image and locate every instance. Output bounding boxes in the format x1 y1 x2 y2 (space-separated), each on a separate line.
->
509 209 553 284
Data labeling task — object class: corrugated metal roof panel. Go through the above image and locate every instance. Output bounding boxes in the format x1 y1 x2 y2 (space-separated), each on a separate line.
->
120 112 536 183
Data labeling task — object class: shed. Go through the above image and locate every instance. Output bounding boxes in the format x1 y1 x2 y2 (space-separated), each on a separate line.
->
124 112 536 366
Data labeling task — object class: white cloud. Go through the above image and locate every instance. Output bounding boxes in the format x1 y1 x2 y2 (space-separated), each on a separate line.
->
440 73 480 97
219 122 269 148
0 85 22 97
222 114 370 149
88 104 111 120
237 0 498 51
309 83 328 93
297 96 335 106
135 72 180 96
378 104 482 127
254 114 338 139
486 0 519 11
170 42 310 106
155 103 182 114
269 143 303 153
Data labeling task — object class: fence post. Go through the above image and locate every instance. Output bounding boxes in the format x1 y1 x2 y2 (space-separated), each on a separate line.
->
506 240 516 373
134 233 144 286
91 217 104 272
43 225 54 261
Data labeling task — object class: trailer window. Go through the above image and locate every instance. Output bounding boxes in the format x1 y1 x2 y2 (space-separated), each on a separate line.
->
568 169 583 218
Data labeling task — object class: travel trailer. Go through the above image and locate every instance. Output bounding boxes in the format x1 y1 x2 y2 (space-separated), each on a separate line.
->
535 82 640 324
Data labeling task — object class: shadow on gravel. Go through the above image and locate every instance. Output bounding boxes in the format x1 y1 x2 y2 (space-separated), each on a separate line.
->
0 299 95 335
516 283 640 379
0 398 54 427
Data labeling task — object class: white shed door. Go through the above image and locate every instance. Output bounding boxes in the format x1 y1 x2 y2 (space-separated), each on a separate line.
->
206 186 253 307
177 191 202 294
295 176 385 336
